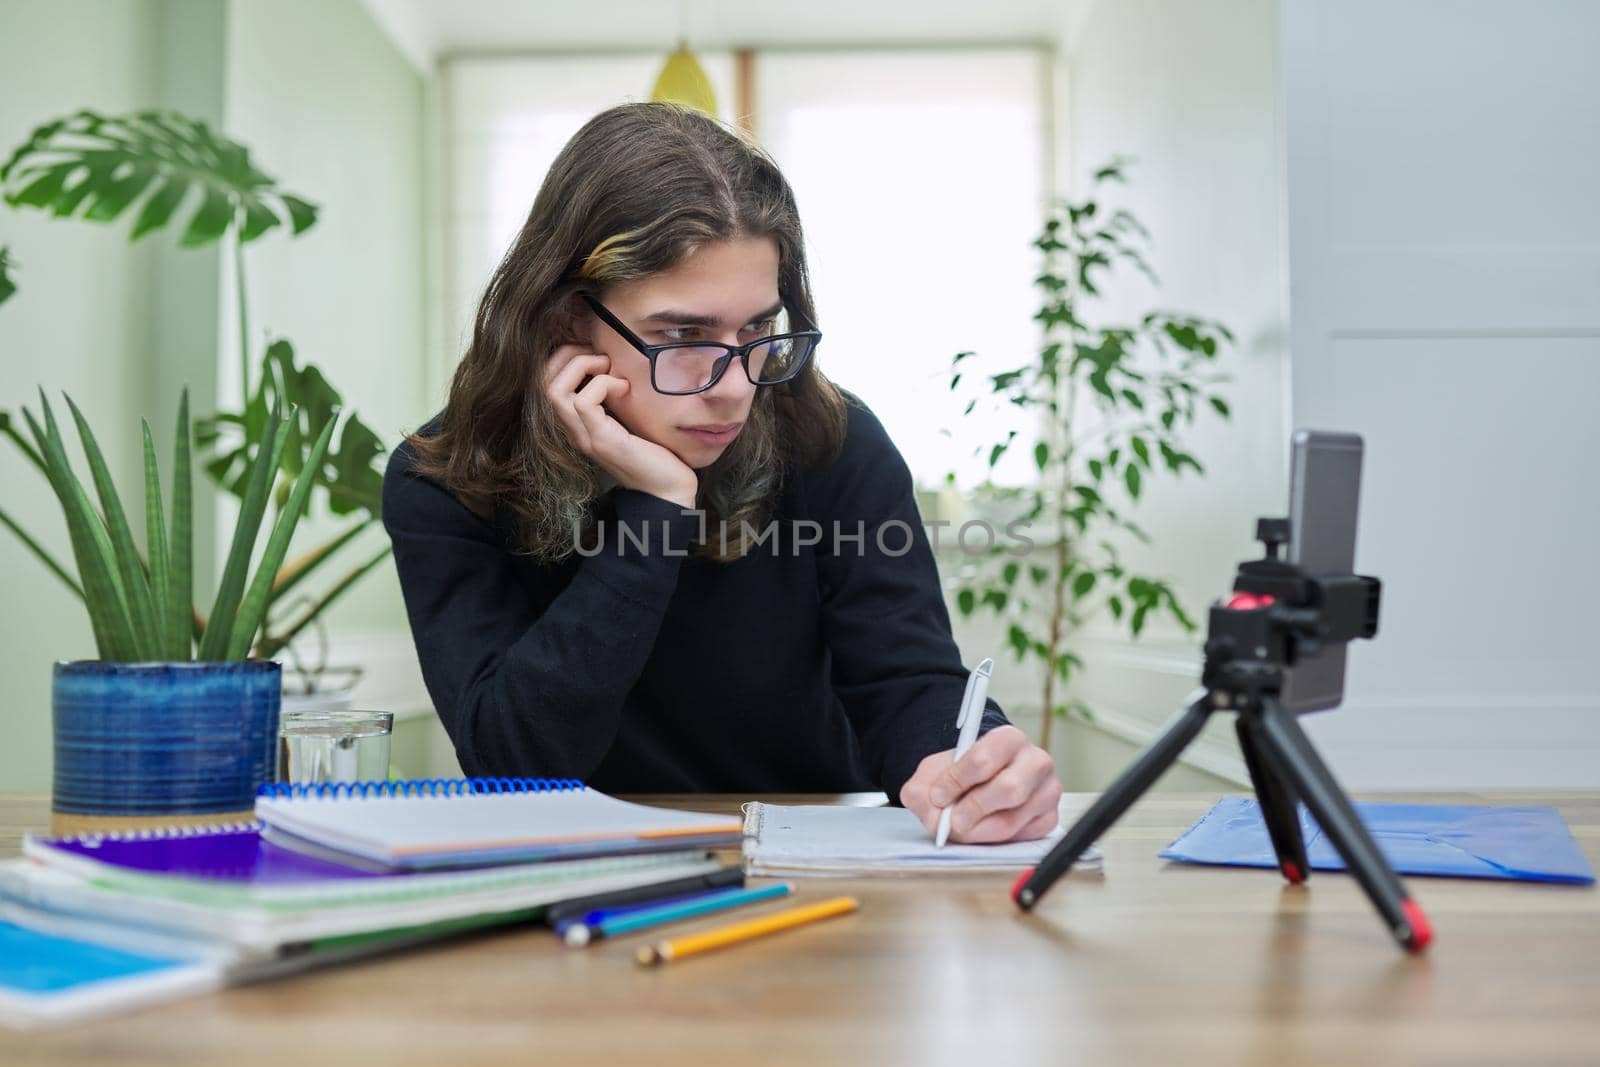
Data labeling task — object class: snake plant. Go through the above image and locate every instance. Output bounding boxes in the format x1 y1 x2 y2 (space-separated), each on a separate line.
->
13 388 332 662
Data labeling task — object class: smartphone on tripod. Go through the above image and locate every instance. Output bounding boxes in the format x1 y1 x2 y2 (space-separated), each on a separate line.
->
1281 430 1364 713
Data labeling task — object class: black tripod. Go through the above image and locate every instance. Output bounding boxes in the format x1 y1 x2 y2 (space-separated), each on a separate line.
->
1012 519 1433 952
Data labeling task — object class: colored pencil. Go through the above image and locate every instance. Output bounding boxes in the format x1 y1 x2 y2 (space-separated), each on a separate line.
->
636 895 859 965
566 883 793 946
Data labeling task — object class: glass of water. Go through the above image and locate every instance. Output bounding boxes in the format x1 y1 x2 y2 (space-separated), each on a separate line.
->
277 710 394 784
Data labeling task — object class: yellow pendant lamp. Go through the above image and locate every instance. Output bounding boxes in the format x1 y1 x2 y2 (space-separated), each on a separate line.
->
651 43 718 117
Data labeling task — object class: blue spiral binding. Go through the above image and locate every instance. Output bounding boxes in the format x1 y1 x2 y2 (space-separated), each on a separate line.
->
255 776 586 800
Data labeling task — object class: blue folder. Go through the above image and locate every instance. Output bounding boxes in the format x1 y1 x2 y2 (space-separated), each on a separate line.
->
1160 796 1596 885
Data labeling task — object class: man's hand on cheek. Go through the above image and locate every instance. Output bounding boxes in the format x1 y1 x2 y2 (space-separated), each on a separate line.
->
899 725 1063 844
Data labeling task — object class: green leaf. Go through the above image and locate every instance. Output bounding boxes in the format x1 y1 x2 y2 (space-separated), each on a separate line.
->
1087 458 1103 481
956 588 976 617
52 161 115 218
0 245 15 305
168 389 193 660
141 419 171 657
988 443 1008 468
64 396 160 660
1108 594 1124 620
1028 564 1048 586
279 194 318 234
1071 571 1097 599
83 161 158 222
1001 561 1020 586
1 111 319 250
1033 442 1049 471
1092 159 1130 183
9 163 74 207
1209 396 1231 418
1130 435 1151 468
1073 484 1102 505
200 405 288 659
238 196 281 242
1120 389 1144 411
179 185 233 247
129 177 189 241
23 399 137 660
228 417 336 658
1124 463 1142 499
1006 624 1030 660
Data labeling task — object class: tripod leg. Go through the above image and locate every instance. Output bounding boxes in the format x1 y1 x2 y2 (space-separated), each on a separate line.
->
1014 689 1214 910
1236 716 1309 884
1253 697 1433 952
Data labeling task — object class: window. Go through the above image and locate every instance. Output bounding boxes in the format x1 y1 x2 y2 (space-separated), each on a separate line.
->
759 49 1047 489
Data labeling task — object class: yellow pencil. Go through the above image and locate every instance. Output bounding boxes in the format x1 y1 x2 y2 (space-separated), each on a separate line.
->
635 895 859 965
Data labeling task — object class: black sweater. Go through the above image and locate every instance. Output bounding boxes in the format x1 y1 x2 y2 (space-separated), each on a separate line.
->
381 398 1006 803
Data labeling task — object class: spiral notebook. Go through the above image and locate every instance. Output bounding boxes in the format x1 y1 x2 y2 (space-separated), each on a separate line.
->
20 821 713 909
742 800 1104 876
253 777 745 871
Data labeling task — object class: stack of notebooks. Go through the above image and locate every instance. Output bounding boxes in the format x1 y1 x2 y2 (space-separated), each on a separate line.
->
0 778 742 1029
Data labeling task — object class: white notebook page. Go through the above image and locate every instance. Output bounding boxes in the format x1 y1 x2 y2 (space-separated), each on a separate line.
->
742 801 1103 876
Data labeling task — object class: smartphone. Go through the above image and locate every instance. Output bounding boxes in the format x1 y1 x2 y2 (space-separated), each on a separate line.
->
1279 430 1364 713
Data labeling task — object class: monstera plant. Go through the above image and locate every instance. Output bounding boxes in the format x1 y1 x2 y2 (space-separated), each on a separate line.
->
1 109 389 680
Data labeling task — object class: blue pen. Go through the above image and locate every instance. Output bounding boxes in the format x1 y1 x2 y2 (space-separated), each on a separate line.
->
563 883 794 946
553 890 725 941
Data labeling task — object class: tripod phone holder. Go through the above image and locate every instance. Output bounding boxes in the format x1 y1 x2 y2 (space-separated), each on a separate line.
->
1011 517 1433 952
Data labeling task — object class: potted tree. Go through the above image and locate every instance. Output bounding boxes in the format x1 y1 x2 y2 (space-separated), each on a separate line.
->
947 160 1235 753
17 386 331 834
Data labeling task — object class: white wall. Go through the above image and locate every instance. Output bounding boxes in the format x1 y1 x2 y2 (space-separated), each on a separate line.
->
221 0 428 629
1283 0 1600 788
1055 0 1287 784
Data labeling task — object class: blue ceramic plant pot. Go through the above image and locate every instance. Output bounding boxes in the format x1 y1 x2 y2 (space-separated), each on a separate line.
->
51 661 282 817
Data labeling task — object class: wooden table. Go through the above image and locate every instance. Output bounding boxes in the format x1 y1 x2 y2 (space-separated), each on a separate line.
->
3 791 1598 1067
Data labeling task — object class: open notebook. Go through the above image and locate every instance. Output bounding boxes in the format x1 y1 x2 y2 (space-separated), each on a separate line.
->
742 800 1103 876
253 778 744 870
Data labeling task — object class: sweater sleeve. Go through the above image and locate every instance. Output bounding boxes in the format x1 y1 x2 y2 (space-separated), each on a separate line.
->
807 400 1010 804
382 444 699 779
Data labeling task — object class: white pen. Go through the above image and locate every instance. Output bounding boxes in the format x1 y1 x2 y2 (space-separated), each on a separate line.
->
935 657 992 848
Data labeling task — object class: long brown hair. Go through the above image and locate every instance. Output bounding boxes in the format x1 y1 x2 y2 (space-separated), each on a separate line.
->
409 102 847 562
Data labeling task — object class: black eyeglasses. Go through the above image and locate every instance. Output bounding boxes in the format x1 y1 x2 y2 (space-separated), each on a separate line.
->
580 292 821 396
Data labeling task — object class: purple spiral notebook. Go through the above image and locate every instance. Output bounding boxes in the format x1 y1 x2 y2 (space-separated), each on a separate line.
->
23 826 386 888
